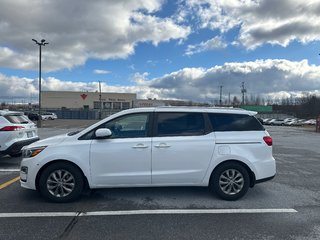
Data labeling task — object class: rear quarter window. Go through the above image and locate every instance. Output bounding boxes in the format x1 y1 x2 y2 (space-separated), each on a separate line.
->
208 113 264 131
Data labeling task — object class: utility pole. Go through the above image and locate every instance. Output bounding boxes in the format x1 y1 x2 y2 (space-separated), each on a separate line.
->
219 85 223 106
99 81 102 120
228 92 231 106
241 82 247 105
32 39 49 128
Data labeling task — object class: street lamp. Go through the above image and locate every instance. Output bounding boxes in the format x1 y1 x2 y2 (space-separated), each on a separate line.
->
32 39 49 127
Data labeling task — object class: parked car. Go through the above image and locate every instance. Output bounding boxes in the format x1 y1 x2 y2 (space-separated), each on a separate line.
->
283 118 294 123
265 118 276 125
283 119 297 126
297 119 306 126
271 119 285 126
20 107 276 202
262 118 271 125
0 110 39 157
304 119 316 125
24 112 41 121
41 112 58 120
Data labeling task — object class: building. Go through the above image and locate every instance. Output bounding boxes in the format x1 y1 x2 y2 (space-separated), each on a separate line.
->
133 99 166 108
42 91 136 111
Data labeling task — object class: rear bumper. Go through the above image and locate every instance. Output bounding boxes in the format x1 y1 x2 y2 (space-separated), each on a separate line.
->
0 137 40 155
255 175 275 184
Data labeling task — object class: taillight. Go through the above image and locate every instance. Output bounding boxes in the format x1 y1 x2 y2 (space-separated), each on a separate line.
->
263 136 272 146
0 126 25 131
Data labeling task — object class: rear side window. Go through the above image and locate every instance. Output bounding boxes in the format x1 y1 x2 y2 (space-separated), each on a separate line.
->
4 115 30 124
208 113 264 131
156 112 205 137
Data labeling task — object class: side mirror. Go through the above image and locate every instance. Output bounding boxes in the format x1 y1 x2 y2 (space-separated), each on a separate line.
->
95 128 112 139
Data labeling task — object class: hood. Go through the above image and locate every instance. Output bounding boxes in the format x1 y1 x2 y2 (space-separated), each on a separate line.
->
27 133 68 148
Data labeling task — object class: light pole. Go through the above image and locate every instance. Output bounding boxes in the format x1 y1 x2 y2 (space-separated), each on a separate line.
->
32 39 48 127
219 85 223 106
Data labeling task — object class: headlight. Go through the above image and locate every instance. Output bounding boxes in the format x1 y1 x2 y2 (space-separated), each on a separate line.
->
22 146 47 158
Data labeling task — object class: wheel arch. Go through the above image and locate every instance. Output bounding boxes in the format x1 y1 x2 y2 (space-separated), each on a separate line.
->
209 159 256 188
35 159 90 190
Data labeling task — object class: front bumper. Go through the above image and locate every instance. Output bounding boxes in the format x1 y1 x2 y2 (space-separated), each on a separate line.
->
0 137 40 155
20 157 41 190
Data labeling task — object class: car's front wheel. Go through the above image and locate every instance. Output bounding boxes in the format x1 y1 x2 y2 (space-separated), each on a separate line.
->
210 162 250 201
38 162 84 203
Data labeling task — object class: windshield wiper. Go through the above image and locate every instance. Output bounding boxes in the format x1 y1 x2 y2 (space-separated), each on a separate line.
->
67 130 81 136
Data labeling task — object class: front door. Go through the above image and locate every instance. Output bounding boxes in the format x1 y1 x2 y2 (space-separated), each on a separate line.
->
90 113 152 186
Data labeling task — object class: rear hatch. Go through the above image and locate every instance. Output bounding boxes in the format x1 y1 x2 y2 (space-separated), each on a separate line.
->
2 112 38 140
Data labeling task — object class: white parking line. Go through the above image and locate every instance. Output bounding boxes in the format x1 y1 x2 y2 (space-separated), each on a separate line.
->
0 169 20 172
0 209 297 218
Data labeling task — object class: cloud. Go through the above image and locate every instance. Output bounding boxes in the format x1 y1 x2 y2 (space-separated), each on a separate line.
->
180 0 320 49
0 0 190 71
185 36 227 55
1 59 320 103
0 74 163 103
93 69 111 74
147 59 320 101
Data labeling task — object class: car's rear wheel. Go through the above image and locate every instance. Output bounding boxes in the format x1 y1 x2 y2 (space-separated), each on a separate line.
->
210 162 250 201
38 162 84 203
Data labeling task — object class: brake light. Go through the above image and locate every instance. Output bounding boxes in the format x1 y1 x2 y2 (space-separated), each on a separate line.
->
0 126 25 131
263 136 272 146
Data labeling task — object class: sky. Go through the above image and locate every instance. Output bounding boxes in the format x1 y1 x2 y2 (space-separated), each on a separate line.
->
1 0 320 104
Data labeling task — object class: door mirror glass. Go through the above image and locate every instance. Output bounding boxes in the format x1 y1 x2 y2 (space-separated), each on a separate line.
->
95 128 112 139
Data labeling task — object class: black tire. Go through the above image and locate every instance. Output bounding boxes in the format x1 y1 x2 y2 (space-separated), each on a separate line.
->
210 162 250 201
38 162 84 203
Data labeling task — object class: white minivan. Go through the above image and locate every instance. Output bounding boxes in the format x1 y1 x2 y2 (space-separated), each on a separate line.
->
20 107 276 202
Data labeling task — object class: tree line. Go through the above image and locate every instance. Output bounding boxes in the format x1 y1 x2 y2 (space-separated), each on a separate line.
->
273 95 320 118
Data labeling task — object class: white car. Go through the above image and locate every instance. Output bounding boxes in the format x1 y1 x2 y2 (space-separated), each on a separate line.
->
20 107 276 202
271 119 285 126
41 112 58 120
0 110 39 157
304 119 316 125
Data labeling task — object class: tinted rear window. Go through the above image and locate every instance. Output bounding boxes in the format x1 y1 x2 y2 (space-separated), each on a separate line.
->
4 115 30 124
208 113 264 131
156 112 205 137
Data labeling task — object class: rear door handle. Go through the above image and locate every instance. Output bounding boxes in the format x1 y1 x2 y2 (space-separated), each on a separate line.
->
154 143 171 149
132 144 149 149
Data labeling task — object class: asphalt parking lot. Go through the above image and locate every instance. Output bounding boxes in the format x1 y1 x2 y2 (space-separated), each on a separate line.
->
0 120 319 240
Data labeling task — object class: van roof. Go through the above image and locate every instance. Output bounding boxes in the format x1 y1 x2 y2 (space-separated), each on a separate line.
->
124 106 257 116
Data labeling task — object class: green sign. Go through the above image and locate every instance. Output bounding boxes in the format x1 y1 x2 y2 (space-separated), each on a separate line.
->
240 105 273 113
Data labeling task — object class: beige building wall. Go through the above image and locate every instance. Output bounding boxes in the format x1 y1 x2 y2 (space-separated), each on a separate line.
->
42 91 136 110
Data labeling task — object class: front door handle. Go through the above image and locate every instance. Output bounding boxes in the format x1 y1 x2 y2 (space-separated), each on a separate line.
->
154 143 171 149
132 144 149 149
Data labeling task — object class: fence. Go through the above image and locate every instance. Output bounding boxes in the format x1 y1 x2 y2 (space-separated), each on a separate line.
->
45 109 121 120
